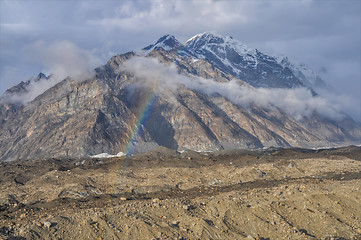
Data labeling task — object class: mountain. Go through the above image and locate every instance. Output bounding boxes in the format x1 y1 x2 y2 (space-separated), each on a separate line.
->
143 34 183 53
181 32 304 88
276 56 333 91
2 73 48 97
0 33 360 161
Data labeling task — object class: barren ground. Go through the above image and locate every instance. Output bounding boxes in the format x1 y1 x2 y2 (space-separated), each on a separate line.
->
1 146 361 239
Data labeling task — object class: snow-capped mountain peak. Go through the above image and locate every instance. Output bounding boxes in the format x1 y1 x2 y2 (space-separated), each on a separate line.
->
185 32 257 57
182 32 303 88
185 32 225 47
142 34 183 53
276 56 332 91
141 32 327 90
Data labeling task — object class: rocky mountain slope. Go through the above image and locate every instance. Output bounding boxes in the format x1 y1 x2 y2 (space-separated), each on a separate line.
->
0 33 360 161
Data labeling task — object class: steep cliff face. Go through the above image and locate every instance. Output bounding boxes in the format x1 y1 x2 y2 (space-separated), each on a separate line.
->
0 34 360 161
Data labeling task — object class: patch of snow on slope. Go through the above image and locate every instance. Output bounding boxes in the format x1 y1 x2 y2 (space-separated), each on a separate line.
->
91 152 126 158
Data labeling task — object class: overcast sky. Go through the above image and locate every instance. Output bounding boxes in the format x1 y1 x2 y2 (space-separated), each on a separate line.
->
0 0 360 120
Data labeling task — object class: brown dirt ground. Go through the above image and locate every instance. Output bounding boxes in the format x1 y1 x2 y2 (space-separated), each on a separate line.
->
1 146 361 239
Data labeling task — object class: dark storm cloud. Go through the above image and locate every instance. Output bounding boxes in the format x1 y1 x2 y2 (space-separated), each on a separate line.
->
0 0 360 120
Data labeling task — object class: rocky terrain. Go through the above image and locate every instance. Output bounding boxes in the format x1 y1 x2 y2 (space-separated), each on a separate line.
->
1 146 361 239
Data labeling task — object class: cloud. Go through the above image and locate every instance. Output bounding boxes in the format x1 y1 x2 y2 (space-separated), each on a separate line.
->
4 76 67 104
25 40 101 82
0 22 31 33
0 0 359 120
87 0 247 33
4 40 102 103
121 56 344 121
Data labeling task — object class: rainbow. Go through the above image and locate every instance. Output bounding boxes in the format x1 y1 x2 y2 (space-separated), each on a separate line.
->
122 92 157 156
109 91 158 195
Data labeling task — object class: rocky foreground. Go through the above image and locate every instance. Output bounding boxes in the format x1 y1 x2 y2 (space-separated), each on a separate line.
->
1 146 361 239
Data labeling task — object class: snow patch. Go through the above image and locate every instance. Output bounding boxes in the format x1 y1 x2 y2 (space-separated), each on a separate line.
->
196 150 214 153
91 152 126 158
